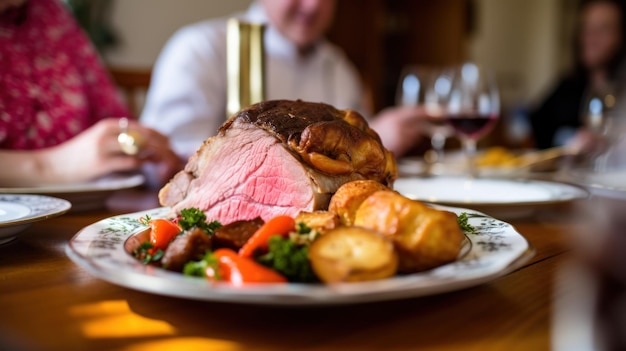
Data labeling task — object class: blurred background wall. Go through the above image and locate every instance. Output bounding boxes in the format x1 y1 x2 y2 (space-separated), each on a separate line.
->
469 0 574 107
104 0 253 67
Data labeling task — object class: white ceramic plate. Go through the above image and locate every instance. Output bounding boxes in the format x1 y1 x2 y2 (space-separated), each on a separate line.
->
66 205 533 305
562 170 626 200
0 194 71 244
0 174 144 211
394 177 588 219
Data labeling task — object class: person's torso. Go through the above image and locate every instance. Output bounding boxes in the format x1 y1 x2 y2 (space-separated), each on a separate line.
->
0 0 99 150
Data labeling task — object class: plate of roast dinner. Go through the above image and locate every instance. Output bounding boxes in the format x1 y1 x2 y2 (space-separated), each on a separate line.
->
66 100 533 305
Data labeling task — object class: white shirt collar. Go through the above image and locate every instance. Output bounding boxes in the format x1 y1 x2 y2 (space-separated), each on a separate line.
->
244 2 268 23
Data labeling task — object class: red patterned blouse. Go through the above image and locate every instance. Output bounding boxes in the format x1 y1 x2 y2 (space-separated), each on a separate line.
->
0 0 128 150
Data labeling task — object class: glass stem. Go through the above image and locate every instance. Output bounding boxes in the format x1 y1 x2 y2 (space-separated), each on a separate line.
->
463 138 477 178
431 132 446 162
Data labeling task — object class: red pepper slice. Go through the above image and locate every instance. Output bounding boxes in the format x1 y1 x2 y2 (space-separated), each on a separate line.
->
210 248 287 286
147 218 181 250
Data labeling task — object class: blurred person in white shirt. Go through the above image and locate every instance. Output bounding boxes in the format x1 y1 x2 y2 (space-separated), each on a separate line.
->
141 0 424 159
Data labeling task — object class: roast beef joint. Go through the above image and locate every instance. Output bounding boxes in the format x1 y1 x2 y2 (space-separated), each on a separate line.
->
159 100 397 223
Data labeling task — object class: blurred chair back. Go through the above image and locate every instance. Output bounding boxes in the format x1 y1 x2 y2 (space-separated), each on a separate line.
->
109 67 152 118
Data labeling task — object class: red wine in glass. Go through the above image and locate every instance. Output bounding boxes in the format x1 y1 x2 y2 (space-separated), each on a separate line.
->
446 113 498 139
445 63 499 177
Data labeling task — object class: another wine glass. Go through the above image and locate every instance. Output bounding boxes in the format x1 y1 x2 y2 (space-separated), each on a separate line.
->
582 84 618 171
396 66 452 173
445 63 500 177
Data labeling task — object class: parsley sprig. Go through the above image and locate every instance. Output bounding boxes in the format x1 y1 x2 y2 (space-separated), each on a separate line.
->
183 251 221 279
457 212 477 234
257 235 318 283
178 208 222 234
132 242 164 264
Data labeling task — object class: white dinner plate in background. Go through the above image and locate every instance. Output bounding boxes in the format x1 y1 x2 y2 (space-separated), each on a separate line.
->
0 173 144 212
394 176 588 218
0 194 71 244
560 170 626 200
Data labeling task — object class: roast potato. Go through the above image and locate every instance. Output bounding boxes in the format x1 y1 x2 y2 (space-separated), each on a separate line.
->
295 211 340 233
353 191 464 273
309 227 398 283
328 180 390 225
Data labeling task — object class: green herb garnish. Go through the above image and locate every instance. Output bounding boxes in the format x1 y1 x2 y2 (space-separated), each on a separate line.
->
457 212 477 234
132 241 164 264
178 208 222 234
256 235 317 283
296 222 312 234
289 222 319 245
183 251 221 279
138 214 152 226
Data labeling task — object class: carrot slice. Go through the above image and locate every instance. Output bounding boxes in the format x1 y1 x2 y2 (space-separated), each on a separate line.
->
238 215 295 258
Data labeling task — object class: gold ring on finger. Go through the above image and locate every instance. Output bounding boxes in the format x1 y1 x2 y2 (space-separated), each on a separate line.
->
117 117 144 156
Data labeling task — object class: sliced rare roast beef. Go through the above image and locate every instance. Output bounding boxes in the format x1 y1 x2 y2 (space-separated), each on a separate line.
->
159 100 397 223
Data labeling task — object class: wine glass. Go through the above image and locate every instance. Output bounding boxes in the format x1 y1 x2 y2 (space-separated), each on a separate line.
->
396 66 453 173
581 84 617 170
445 63 500 177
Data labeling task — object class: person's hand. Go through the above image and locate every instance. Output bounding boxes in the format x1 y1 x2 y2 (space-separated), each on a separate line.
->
39 118 183 185
567 128 607 155
369 106 426 157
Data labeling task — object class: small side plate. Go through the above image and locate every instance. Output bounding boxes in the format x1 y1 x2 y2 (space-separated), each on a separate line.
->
0 194 72 244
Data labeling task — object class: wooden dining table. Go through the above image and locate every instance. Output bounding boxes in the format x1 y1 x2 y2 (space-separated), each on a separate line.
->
0 187 579 351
